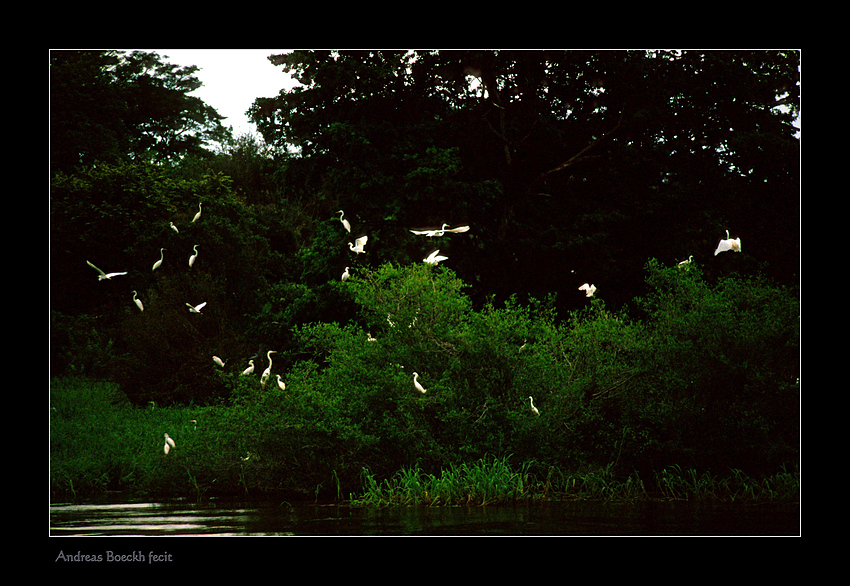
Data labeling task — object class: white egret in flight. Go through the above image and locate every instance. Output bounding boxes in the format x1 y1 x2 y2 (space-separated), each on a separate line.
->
336 210 351 233
132 290 144 312
410 224 470 237
186 301 207 314
276 374 286 391
423 249 449 265
86 260 127 281
241 360 255 376
192 202 202 223
170 222 179 234
261 350 277 388
349 235 368 254
579 283 597 297
212 356 225 368
152 248 165 271
341 267 350 281
413 372 427 394
189 245 199 267
714 230 742 256
529 396 540 416
164 433 176 455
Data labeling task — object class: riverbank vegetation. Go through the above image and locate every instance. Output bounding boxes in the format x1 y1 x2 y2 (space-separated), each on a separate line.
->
50 260 799 504
50 50 799 506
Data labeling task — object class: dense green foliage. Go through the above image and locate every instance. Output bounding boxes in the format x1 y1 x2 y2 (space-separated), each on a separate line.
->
50 49 800 502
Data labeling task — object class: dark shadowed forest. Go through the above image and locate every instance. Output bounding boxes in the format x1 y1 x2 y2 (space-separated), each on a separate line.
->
50 49 800 502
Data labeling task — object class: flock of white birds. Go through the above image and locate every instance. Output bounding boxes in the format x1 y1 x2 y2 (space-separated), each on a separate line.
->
84 201 742 447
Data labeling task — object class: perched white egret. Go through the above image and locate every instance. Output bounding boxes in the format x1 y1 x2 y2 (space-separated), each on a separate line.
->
170 222 179 234
152 248 166 271
714 230 742 256
529 396 540 416
387 314 395 327
189 244 199 267
132 290 144 312
212 355 225 368
276 374 286 392
579 283 597 297
678 255 694 266
367 332 377 342
86 260 127 281
186 301 207 314
192 202 202 223
336 210 351 233
164 433 176 455
341 266 350 281
413 372 427 394
349 235 368 254
261 350 277 387
241 360 255 376
423 249 449 265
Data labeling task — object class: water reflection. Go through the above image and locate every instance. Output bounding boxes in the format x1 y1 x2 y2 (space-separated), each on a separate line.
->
50 499 799 536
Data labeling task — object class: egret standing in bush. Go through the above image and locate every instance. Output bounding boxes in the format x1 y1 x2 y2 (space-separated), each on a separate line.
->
529 396 540 416
261 350 277 387
212 356 225 368
152 248 165 271
132 290 144 312
164 433 176 455
341 266 350 281
192 202 202 223
189 244 199 267
337 210 351 233
276 374 286 391
241 360 255 376
413 372 427 394
170 222 179 234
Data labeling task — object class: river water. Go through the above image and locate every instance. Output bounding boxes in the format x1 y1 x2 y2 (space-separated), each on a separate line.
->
50 499 799 536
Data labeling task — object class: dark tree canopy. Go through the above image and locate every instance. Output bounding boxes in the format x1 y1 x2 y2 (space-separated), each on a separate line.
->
250 50 800 310
50 49 232 174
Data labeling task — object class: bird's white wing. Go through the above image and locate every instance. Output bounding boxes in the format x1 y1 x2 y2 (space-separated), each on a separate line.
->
714 240 731 256
445 225 470 233
86 260 106 276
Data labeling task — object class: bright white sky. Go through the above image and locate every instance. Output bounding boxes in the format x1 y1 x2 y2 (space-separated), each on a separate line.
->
146 49 300 136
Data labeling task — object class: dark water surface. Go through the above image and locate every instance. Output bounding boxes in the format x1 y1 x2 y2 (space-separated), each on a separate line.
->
50 499 799 536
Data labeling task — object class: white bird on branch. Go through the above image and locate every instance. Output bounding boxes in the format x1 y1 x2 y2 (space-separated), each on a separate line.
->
349 235 368 254
164 433 176 455
336 210 351 233
529 396 540 416
132 290 144 312
152 248 165 271
413 372 427 394
192 202 202 223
